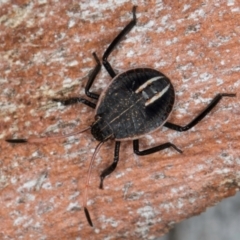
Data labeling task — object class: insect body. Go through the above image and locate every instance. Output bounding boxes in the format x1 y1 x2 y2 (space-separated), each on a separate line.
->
92 68 174 141
6 6 235 227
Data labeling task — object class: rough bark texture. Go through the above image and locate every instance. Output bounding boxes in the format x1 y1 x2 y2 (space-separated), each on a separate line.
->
0 1 239 239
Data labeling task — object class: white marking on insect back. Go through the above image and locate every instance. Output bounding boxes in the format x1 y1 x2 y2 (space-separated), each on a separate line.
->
135 76 164 93
145 84 170 106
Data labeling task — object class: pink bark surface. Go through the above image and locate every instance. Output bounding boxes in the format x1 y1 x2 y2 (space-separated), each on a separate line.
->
0 1 239 239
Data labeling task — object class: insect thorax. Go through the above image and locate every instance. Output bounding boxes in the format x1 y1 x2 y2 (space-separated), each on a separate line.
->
91 116 113 142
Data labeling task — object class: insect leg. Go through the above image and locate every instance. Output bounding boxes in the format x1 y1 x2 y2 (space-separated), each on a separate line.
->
99 141 121 189
85 52 101 100
133 139 182 156
52 97 96 108
164 93 236 132
102 6 137 78
51 53 101 108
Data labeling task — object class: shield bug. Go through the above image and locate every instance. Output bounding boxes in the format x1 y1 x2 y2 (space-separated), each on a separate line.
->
6 6 236 227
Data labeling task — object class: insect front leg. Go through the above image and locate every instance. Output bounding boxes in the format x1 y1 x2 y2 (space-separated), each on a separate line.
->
52 97 96 108
52 53 102 108
102 6 137 78
164 93 236 132
99 141 121 189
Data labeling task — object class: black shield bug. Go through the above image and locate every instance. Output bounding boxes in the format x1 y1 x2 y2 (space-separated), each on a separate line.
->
6 6 236 227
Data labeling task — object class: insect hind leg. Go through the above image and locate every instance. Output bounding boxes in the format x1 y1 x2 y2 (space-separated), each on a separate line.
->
133 139 182 155
164 93 236 132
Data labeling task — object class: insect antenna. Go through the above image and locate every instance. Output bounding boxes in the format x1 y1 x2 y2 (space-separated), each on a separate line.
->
5 126 91 143
83 141 104 227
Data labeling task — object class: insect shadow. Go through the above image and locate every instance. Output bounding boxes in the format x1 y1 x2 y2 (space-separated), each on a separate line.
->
6 6 236 227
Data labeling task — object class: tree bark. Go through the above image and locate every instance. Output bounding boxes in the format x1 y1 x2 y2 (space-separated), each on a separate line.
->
0 1 239 239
